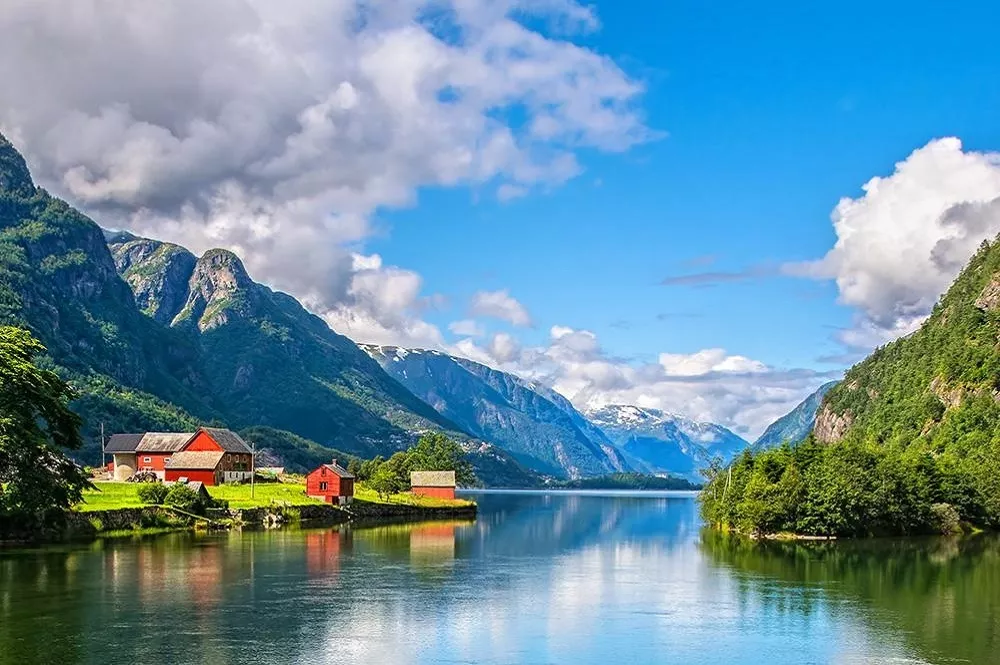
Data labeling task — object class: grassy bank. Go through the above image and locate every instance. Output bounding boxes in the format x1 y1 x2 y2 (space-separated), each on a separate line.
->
77 480 475 512
353 485 474 508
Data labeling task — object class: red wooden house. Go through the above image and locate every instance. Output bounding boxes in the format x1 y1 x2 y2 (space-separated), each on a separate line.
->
107 427 253 486
306 460 355 505
410 471 457 500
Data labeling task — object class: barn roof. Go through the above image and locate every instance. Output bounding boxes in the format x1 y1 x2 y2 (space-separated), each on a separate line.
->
137 432 194 452
199 428 253 454
410 470 456 487
105 433 144 453
165 451 225 470
317 462 354 479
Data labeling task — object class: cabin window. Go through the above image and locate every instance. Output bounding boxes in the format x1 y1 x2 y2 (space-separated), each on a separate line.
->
319 482 328 491
143 457 151 464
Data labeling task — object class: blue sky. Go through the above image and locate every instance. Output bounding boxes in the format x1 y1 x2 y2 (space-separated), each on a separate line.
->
4 0 1000 435
375 0 1000 371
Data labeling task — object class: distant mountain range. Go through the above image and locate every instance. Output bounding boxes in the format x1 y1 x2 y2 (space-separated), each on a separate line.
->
753 381 839 450
361 345 627 479
586 404 749 481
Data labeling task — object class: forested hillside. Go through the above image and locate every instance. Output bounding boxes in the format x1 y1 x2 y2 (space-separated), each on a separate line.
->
702 238 1000 536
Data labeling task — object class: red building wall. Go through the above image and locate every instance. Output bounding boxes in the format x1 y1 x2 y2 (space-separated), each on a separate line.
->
306 467 353 502
164 468 219 485
137 452 173 472
412 486 455 500
185 431 223 451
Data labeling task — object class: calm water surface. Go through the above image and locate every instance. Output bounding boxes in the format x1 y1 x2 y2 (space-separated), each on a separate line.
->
2 491 998 665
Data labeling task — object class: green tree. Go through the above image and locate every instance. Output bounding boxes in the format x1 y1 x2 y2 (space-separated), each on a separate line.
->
0 326 91 533
369 464 402 501
406 432 476 486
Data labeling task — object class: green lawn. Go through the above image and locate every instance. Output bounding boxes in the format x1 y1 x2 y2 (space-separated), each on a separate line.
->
76 482 149 512
207 482 324 509
354 484 475 508
77 480 473 512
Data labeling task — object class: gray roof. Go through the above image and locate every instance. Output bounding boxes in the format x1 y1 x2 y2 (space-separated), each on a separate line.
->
165 451 225 470
136 432 194 452
410 470 456 487
199 428 253 454
319 463 354 479
105 433 144 453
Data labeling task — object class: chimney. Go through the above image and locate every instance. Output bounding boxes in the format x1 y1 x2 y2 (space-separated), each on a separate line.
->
331 458 338 468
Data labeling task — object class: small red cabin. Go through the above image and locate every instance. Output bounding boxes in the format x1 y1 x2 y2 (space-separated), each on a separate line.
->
306 460 355 505
410 471 457 500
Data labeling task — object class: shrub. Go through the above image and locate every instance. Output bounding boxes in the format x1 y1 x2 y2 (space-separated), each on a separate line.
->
137 483 169 505
164 484 205 514
931 503 963 535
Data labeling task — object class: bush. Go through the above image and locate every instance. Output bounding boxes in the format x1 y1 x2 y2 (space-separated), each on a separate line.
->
931 503 963 535
137 483 169 505
164 484 206 514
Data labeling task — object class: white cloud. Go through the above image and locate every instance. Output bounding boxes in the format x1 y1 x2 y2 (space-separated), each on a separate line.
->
448 325 830 438
469 289 533 326
449 319 485 337
487 332 521 362
792 137 1000 348
0 0 650 322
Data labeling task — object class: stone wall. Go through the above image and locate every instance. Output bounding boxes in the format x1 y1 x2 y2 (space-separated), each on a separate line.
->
347 499 477 521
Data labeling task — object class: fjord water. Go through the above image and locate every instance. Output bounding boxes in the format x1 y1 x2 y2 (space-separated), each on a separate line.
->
1 492 997 665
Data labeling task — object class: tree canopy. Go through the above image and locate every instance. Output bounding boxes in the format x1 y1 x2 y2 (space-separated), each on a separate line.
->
0 326 91 533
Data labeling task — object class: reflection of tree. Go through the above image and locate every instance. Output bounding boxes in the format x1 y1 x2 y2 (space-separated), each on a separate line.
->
700 530 1000 665
0 551 86 664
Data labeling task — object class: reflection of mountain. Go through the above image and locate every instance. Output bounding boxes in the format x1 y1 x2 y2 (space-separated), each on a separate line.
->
460 491 700 558
701 531 1000 665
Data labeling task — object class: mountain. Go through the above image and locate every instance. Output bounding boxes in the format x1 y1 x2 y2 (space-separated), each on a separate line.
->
361 345 627 479
753 381 838 450
0 131 537 485
702 238 1000 536
586 404 749 481
815 238 1000 450
105 233 460 457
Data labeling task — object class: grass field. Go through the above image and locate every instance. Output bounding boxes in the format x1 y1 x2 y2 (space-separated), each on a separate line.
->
76 482 150 512
354 485 475 508
77 480 473 512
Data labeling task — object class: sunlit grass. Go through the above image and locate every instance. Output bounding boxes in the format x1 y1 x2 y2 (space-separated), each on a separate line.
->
76 480 474 512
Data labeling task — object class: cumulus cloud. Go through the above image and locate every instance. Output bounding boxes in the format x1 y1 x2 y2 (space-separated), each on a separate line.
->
320 253 446 349
0 0 650 320
792 138 1000 348
469 289 533 326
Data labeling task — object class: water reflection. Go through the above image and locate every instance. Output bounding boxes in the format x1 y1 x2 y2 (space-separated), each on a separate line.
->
701 530 1000 665
1 492 994 664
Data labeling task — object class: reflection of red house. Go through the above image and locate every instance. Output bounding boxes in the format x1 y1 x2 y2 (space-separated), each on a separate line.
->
306 529 352 578
306 461 355 505
410 471 456 500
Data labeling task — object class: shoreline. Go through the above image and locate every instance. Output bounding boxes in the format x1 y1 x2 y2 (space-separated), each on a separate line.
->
3 497 478 547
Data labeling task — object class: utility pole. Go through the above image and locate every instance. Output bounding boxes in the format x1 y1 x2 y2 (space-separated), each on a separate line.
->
100 422 106 472
251 438 255 499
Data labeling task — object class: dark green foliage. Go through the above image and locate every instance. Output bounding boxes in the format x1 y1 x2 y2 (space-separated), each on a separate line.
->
136 483 169 505
361 432 477 495
164 484 206 514
557 473 699 490
0 326 91 533
700 435 996 536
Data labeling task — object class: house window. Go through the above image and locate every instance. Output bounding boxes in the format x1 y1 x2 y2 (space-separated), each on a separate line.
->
319 482 328 491
143 457 151 464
